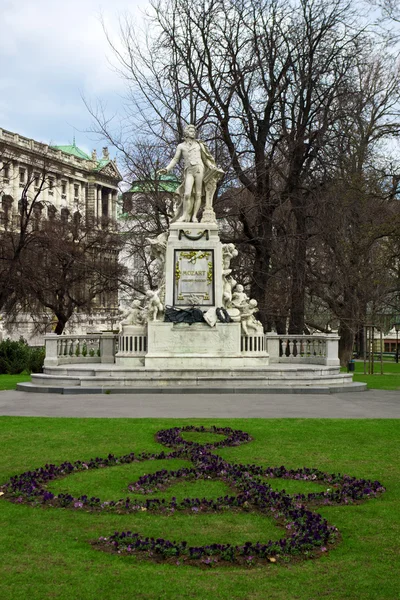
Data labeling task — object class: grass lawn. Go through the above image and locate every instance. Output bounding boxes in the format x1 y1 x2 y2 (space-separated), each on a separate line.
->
0 373 31 390
349 360 400 390
0 417 399 600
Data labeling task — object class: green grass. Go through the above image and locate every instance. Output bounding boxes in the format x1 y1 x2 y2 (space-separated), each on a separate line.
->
0 373 31 390
347 360 400 390
1 417 399 599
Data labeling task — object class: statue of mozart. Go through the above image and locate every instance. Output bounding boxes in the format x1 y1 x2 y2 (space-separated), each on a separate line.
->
158 124 224 223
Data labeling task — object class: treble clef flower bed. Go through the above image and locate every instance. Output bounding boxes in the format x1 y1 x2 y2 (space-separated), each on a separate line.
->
0 426 385 567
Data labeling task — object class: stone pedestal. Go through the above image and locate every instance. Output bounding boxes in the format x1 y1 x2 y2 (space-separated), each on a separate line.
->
145 321 268 369
115 325 147 367
325 334 341 366
164 222 223 309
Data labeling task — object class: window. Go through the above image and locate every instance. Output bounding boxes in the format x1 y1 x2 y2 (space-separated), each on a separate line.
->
48 205 56 220
34 173 40 189
0 196 12 227
74 184 79 199
48 177 54 196
61 181 67 198
3 165 10 182
19 168 25 187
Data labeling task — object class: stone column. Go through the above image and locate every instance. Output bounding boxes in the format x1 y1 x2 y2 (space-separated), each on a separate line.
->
324 334 341 366
86 179 96 225
100 332 116 364
265 332 280 363
97 185 102 221
44 334 59 367
12 161 19 203
111 190 118 224
69 180 75 208
107 190 112 218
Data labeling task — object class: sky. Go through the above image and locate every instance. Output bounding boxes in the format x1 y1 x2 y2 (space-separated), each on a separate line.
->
0 0 147 160
1 0 399 168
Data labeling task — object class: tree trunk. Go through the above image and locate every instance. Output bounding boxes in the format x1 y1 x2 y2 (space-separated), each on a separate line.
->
250 244 271 332
54 318 67 335
338 320 355 366
288 210 307 334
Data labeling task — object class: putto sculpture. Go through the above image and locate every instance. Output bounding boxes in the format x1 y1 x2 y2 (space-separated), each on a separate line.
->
158 124 224 223
118 299 146 329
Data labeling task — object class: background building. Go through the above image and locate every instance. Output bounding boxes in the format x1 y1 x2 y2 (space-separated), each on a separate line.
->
0 127 123 343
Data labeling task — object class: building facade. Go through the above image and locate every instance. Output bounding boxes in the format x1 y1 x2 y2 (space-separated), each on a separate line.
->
0 127 123 343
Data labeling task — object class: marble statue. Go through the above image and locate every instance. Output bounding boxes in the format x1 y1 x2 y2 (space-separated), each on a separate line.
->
118 299 146 329
146 231 168 271
240 299 263 335
222 270 237 307
145 289 164 321
157 124 224 223
222 243 238 271
231 284 249 310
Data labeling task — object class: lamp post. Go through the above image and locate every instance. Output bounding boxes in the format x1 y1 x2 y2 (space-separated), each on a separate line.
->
394 323 400 364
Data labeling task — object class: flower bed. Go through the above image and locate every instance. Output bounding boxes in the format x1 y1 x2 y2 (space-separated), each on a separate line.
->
0 425 385 567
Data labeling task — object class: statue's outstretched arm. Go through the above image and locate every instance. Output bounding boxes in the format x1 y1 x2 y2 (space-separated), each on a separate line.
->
160 146 182 174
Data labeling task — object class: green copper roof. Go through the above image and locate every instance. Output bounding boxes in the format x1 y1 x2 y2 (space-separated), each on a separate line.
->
52 142 91 161
93 158 111 171
129 173 180 193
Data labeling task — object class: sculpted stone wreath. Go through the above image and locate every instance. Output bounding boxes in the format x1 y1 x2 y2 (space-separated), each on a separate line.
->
0 426 385 567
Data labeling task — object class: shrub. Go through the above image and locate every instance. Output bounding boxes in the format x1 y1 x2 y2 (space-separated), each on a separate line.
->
0 338 44 374
27 346 45 373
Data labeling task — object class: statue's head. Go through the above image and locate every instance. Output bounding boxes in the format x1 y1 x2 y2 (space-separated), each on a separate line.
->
235 284 244 293
132 299 141 307
249 299 258 308
183 124 196 139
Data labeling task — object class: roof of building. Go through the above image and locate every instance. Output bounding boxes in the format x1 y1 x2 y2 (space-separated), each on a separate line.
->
129 173 180 194
51 141 91 161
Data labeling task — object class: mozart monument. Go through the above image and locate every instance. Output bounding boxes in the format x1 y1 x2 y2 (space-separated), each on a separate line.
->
28 122 354 392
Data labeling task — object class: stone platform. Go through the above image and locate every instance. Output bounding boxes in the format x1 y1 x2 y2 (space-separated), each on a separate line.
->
18 362 366 394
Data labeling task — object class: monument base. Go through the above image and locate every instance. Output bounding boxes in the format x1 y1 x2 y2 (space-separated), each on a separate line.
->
144 321 269 369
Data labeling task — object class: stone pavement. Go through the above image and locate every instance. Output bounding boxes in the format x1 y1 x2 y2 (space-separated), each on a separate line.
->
0 388 399 418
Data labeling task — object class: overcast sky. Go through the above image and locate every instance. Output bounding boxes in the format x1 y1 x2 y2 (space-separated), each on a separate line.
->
0 0 147 159
2 0 399 166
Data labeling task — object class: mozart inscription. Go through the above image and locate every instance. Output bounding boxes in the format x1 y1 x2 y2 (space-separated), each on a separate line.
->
174 249 214 306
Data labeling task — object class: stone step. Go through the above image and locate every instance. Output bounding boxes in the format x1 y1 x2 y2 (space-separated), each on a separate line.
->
18 380 367 395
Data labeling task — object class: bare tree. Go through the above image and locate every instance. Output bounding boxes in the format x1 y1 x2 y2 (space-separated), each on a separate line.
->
94 0 373 332
305 51 400 362
0 150 126 334
16 217 126 334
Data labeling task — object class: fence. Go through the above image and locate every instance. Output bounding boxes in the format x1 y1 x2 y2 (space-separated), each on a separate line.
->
44 333 117 366
44 331 340 366
265 333 340 365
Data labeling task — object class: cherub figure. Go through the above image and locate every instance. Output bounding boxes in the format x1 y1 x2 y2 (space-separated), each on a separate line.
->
222 270 237 307
231 284 249 311
145 289 164 321
119 299 146 330
240 299 262 335
146 231 168 272
222 243 238 271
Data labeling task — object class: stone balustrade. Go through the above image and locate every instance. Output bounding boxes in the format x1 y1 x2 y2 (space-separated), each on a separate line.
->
265 333 340 366
44 331 340 367
118 328 147 356
115 325 147 367
44 333 118 366
240 333 267 354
